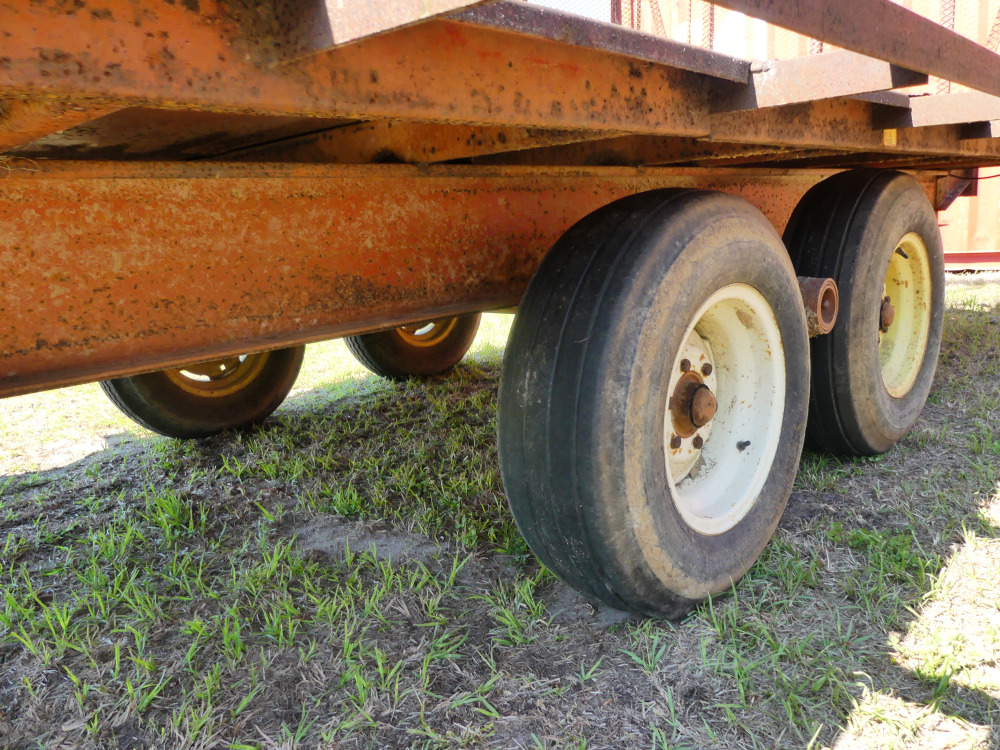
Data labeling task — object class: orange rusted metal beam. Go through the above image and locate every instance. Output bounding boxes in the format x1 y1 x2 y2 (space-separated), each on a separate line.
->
0 2 708 137
228 121 613 164
0 161 840 399
472 135 791 166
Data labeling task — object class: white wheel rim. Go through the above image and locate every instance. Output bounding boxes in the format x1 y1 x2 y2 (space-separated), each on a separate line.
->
663 284 786 536
879 232 932 398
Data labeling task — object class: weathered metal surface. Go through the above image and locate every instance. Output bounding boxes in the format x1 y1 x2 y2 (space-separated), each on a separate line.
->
273 0 488 61
710 0 1000 98
935 169 978 210
708 98 1000 160
851 91 913 109
0 161 838 399
941 251 1000 267
228 120 609 164
451 1 749 83
797 277 839 337
669 371 716 438
961 120 1000 139
875 92 1000 130
879 298 895 333
0 100 117 152
2 1 1000 166
472 135 789 166
711 51 925 113
12 108 351 160
0 3 709 138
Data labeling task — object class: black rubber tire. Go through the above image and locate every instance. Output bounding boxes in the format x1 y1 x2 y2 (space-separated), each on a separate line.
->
100 346 305 439
344 313 481 380
498 190 810 617
783 170 944 456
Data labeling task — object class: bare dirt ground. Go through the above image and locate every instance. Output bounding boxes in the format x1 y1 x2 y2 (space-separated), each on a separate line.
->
2 280 1000 749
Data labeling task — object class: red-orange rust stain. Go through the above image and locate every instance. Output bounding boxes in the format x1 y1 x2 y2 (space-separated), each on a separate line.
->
441 22 471 47
522 57 583 77
476 49 503 64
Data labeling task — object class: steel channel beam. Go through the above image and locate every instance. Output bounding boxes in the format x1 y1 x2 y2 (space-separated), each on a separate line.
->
710 0 1000 98
225 121 614 164
0 162 836 399
481 100 1000 166
711 51 926 113
273 0 489 62
450 1 750 83
708 98 1000 159
0 2 709 137
471 136 790 166
942 252 1000 267
874 92 1000 130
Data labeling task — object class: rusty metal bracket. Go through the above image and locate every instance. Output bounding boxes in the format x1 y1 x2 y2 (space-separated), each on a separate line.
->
874 92 1000 130
451 1 750 83
798 277 839 337
935 168 978 210
712 50 926 113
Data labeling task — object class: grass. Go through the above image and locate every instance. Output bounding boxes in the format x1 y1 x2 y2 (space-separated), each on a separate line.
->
1 281 1000 748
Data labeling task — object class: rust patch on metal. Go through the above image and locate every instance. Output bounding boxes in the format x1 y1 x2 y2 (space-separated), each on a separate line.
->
669 371 715 438
798 276 840 337
880 297 896 333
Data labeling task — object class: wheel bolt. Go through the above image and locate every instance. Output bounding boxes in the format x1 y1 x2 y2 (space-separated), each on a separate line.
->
669 434 682 450
701 362 713 376
680 359 692 372
880 297 895 333
692 435 704 449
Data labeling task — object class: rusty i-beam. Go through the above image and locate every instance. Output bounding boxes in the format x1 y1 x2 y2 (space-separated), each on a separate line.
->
3 0 1000 402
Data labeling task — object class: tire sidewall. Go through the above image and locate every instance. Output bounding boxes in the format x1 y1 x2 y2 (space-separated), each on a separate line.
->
582 195 809 609
352 314 481 378
112 346 304 438
836 175 944 451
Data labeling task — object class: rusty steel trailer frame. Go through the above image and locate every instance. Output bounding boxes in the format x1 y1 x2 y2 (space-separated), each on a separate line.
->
4 0 1000 399
0 163 834 397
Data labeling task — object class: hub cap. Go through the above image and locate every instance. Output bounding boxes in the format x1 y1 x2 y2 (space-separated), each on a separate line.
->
879 233 932 398
164 353 268 398
663 284 786 535
396 317 459 347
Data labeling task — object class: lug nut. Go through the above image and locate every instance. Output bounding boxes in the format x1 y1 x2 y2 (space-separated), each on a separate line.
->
692 435 704 449
680 359 692 372
669 434 682 450
701 362 713 376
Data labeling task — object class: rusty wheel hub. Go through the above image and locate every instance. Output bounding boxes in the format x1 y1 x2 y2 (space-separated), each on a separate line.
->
669 371 718 438
880 296 896 333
